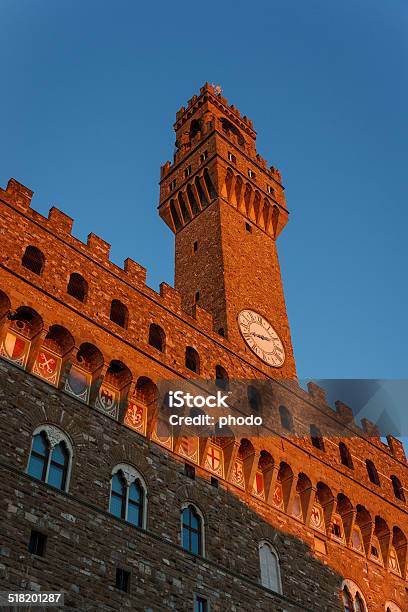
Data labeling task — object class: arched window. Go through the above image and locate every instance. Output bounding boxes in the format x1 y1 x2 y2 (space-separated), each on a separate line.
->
391 475 405 502
355 593 365 612
279 406 293 432
22 245 45 275
342 587 353 612
67 273 87 302
247 385 262 413
27 426 72 492
185 346 200 373
109 465 146 528
215 365 228 390
110 300 128 329
366 459 380 485
181 504 203 555
148 323 165 352
310 425 325 451
341 580 367 612
339 442 354 469
259 541 282 593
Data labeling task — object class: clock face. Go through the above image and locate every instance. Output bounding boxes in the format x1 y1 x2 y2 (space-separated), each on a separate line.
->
238 309 285 367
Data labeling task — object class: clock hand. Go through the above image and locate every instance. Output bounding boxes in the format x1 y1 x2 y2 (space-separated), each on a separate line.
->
251 332 271 341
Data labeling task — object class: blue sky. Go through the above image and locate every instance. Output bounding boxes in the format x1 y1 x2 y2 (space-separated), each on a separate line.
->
1 0 407 382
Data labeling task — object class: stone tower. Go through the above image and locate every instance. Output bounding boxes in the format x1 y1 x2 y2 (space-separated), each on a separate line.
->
159 83 296 379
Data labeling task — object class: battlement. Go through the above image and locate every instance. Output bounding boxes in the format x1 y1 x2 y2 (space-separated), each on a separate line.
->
175 83 255 134
160 84 283 186
0 178 221 335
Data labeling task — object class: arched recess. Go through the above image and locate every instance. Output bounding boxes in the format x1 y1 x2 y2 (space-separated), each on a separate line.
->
253 450 274 501
310 482 332 534
0 306 43 370
332 493 353 544
222 167 234 200
231 438 255 491
125 376 157 438
389 526 407 577
178 192 191 223
95 360 132 420
273 461 293 512
203 168 216 200
32 325 75 387
292 472 312 522
64 342 104 404
244 183 253 217
271 205 279 237
315 482 335 532
186 184 200 215
234 175 243 210
352 505 372 556
170 199 182 230
261 198 271 231
370 516 390 566
195 176 208 208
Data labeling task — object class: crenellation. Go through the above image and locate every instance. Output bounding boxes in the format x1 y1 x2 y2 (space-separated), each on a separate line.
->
361 418 381 439
335 400 355 425
3 177 33 210
307 382 327 404
86 232 111 260
387 436 407 465
48 207 74 234
159 282 182 309
123 258 147 285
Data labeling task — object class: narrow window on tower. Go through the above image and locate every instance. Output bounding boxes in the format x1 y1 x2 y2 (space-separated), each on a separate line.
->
169 178 177 192
267 184 275 196
184 165 192 178
228 152 236 163
247 168 256 179
245 222 252 233
200 150 208 163
195 291 200 303
115 568 130 593
192 240 198 254
28 530 47 557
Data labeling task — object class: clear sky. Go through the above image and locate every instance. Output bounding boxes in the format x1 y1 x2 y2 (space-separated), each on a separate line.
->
1 0 407 382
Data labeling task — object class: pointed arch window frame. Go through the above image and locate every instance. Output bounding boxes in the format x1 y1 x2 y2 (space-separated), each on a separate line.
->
26 425 73 492
109 464 147 529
